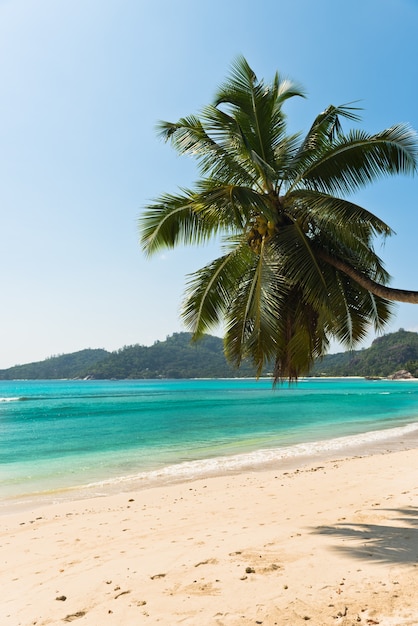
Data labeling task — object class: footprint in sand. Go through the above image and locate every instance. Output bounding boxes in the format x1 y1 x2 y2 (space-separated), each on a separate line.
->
63 611 86 622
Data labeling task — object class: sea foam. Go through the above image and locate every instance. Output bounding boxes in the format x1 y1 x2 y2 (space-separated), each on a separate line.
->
85 421 418 491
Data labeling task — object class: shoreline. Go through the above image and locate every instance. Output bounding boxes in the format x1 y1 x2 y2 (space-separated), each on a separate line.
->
5 419 418 513
3 377 418 515
3 419 418 517
2 445 418 624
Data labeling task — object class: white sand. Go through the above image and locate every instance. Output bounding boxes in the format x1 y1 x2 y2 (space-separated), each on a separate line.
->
2 449 418 625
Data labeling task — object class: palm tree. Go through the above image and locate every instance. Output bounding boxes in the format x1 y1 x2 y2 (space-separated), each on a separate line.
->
140 57 418 381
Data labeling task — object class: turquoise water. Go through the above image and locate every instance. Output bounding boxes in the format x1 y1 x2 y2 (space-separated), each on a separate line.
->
2 377 418 508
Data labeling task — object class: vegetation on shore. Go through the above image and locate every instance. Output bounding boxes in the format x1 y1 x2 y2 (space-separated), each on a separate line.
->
310 328 418 378
0 334 254 380
0 329 417 380
0 349 109 381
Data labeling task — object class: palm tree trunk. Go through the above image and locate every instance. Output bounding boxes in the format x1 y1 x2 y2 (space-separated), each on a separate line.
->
318 250 418 303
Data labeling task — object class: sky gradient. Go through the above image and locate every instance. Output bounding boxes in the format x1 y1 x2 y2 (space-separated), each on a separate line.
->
1 0 418 368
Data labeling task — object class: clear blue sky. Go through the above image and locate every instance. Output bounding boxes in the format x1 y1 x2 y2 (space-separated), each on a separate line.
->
1 0 418 368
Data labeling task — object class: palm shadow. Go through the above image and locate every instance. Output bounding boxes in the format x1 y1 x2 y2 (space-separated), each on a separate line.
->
312 507 418 565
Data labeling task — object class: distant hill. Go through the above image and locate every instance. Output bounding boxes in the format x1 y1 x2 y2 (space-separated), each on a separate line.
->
310 329 418 378
83 333 257 379
0 334 256 380
1 329 417 380
0 349 110 380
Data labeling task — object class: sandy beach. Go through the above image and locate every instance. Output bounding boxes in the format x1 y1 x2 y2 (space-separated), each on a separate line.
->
2 448 418 626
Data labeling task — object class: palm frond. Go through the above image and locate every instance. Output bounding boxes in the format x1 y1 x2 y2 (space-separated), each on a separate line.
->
214 55 305 110
140 190 220 255
182 243 253 338
284 190 393 240
224 244 289 375
327 272 394 347
294 124 418 195
272 289 330 382
282 190 393 285
157 115 256 185
299 103 362 153
273 132 303 181
194 180 270 227
212 56 304 189
269 222 330 304
201 104 277 188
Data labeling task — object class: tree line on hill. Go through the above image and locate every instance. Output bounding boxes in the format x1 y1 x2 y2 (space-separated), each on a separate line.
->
0 334 255 380
0 330 417 380
310 328 418 378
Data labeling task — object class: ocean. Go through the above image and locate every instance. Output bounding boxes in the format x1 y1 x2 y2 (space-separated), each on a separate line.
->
2 377 418 512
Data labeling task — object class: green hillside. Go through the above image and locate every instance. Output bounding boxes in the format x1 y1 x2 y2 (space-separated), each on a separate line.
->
311 329 418 377
0 334 256 380
84 333 256 379
1 330 417 380
0 349 109 380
